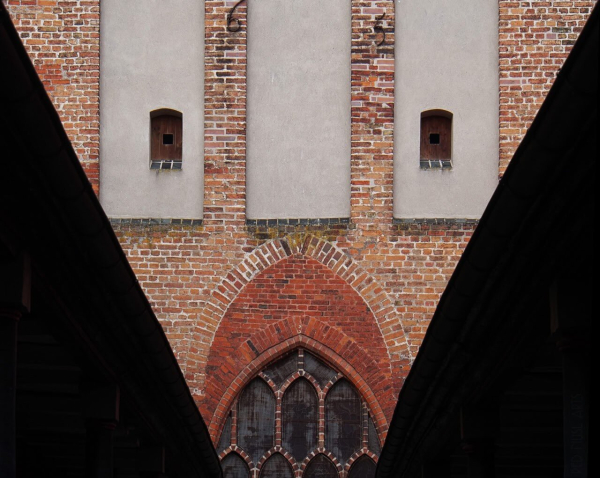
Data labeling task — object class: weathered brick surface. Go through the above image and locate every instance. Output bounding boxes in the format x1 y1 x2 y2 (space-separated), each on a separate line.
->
203 255 395 439
499 0 595 176
204 0 247 228
350 1 395 228
7 0 594 446
6 0 100 193
113 221 473 441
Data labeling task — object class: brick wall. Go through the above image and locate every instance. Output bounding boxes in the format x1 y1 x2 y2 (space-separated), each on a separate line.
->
499 0 595 176
112 218 474 442
6 0 595 446
5 0 100 193
203 254 395 439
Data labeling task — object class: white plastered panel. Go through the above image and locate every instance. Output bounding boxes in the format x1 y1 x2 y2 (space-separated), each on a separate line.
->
394 0 499 219
100 0 204 219
246 0 351 219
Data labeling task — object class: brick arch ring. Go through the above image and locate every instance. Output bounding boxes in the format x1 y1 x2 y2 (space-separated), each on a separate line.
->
208 332 389 446
186 234 414 377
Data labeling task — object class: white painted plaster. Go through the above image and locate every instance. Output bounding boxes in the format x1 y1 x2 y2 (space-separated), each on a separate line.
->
100 0 204 218
246 0 351 219
394 0 499 218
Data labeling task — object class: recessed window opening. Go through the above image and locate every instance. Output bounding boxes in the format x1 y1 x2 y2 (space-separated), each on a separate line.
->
420 109 452 170
150 108 183 170
217 349 381 477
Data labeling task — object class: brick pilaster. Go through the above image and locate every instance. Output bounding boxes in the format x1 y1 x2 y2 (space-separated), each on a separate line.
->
204 0 247 229
351 1 395 229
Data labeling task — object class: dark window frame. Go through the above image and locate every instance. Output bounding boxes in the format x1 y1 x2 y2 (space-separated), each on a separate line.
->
218 348 380 478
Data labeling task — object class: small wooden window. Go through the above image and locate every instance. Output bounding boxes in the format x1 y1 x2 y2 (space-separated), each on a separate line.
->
420 110 452 170
150 109 182 170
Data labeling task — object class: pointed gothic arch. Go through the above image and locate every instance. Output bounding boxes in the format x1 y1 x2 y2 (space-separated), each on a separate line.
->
216 346 382 478
185 235 413 404
209 336 387 447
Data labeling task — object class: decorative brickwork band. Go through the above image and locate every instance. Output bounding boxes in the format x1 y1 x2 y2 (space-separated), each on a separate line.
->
109 218 203 226
392 218 480 226
246 218 351 227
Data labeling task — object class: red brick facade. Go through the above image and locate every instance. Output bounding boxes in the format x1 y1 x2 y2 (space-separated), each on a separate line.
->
6 0 100 192
499 0 594 176
202 242 402 440
6 0 595 446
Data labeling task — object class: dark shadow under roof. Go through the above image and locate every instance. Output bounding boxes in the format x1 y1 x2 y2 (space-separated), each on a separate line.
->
0 4 221 477
377 5 597 477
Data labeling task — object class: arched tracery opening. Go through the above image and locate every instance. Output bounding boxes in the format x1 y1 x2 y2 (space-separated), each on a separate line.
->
282 377 318 461
222 453 250 478
348 455 376 478
218 348 381 477
304 454 338 478
237 378 275 461
260 453 294 478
